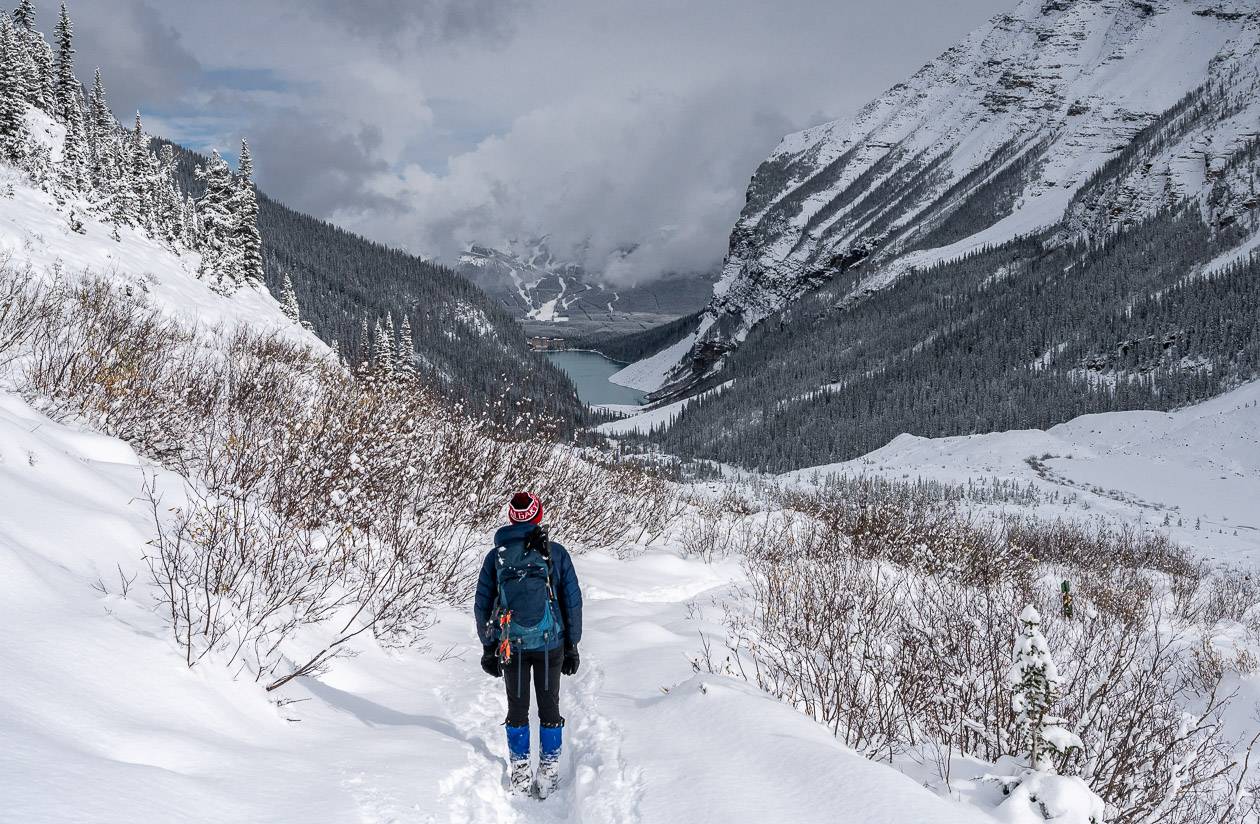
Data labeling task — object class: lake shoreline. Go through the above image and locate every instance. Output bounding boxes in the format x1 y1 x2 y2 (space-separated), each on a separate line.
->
545 350 646 407
537 346 630 365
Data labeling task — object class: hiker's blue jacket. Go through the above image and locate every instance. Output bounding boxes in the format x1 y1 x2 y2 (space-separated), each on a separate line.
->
474 522 583 651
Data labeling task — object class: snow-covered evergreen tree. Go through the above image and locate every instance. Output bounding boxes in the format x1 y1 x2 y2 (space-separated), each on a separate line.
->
129 113 154 221
233 138 263 285
357 316 372 367
0 18 28 158
51 3 73 113
31 30 52 110
278 272 300 323
12 0 34 31
52 3 85 190
373 315 395 374
107 142 138 228
195 149 243 291
179 196 199 247
1008 605 1082 771
11 1 43 109
396 314 414 374
86 68 109 179
3 14 31 104
153 143 183 244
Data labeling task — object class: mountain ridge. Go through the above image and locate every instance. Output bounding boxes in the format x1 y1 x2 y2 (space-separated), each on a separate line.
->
456 236 715 340
159 141 586 428
648 0 1260 399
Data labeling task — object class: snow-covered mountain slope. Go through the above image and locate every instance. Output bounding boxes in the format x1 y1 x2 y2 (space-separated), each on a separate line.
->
786 376 1260 566
0 121 997 822
651 0 1260 396
0 389 1008 824
1 116 308 341
457 238 714 338
158 142 586 428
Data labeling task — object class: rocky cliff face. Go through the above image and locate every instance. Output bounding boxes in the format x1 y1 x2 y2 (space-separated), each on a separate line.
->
652 0 1260 398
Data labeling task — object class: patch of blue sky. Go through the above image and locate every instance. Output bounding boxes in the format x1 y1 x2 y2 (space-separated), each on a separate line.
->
142 111 242 165
202 67 303 94
406 97 510 173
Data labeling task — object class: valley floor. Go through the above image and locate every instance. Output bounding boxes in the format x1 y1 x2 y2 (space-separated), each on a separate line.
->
786 379 1260 567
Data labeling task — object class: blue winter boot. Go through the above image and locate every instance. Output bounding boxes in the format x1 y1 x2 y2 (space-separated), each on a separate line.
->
506 724 531 795
535 722 563 799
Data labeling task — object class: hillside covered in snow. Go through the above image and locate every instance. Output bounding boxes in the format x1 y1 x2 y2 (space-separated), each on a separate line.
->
3 4 1259 824
0 63 1009 821
157 144 587 431
623 0 1260 472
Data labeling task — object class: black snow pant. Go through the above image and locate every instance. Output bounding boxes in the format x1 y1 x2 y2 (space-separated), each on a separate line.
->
504 646 564 728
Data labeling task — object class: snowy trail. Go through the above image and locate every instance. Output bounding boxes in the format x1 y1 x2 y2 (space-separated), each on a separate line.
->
0 391 1001 823
431 652 643 824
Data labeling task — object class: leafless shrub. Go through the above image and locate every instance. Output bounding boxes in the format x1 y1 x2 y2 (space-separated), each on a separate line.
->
691 486 1253 824
1004 516 1202 580
0 261 50 370
1 267 679 687
1201 569 1260 628
678 495 744 561
1076 566 1157 626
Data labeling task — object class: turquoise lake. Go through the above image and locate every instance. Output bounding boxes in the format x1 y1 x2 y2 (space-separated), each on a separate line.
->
545 351 646 407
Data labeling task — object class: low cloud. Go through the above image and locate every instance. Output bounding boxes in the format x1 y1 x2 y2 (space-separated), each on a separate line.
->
301 0 532 46
58 0 202 113
353 87 793 284
50 0 1012 283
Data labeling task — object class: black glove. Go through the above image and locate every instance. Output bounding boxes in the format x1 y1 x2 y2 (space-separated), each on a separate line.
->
481 645 501 677
561 644 579 676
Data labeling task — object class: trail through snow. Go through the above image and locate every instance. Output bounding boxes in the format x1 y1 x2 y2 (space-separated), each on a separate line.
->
0 389 999 823
431 653 642 824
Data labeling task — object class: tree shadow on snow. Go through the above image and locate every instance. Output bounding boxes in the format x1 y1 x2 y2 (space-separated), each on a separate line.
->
300 676 503 776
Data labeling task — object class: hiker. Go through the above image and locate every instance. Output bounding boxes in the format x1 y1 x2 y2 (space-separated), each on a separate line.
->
474 492 583 798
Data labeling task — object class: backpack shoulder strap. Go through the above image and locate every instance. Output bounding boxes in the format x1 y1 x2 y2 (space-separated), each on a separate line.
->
524 525 560 606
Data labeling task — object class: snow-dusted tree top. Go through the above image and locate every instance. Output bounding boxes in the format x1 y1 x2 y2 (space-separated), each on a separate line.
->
1009 603 1083 771
0 1 263 295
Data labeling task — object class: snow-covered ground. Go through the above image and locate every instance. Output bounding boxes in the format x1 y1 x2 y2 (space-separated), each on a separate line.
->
0 122 996 823
0 113 317 347
596 395 694 437
597 380 735 437
609 316 714 393
1 78 1252 823
786 378 1260 567
0 389 1005 824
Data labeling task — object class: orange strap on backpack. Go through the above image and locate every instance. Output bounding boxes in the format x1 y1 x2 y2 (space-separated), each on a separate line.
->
497 611 513 663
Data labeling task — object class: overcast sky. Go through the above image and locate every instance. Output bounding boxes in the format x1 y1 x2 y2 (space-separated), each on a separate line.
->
46 0 1010 283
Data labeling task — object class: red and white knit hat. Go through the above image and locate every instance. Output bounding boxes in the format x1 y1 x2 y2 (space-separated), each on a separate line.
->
507 491 543 524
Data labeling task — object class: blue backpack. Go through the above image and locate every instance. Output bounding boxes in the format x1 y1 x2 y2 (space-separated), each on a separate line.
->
494 526 563 659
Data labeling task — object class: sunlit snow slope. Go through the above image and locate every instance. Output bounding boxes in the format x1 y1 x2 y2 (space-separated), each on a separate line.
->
0 113 308 341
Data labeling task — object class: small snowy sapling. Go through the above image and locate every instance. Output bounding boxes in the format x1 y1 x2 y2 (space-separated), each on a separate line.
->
1008 604 1082 771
